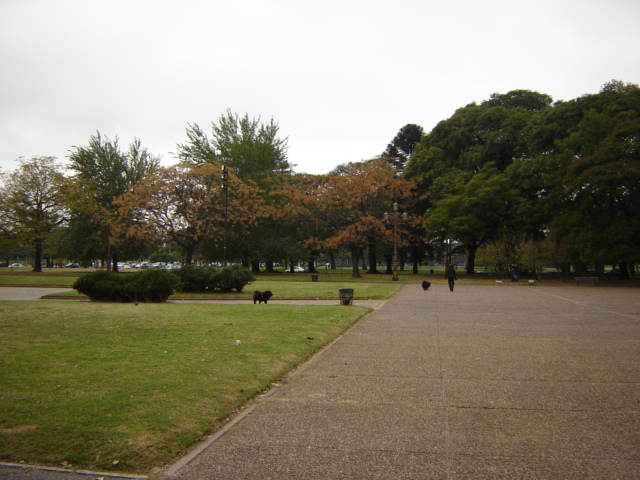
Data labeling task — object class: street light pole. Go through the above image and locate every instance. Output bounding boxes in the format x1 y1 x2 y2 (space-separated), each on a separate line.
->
221 165 229 268
384 202 407 282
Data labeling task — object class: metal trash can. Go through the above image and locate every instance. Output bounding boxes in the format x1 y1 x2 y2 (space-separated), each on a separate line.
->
311 274 318 282
338 288 354 305
510 265 520 282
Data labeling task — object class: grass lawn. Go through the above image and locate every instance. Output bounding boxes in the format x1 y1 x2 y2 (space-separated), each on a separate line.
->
0 301 371 474
43 280 402 301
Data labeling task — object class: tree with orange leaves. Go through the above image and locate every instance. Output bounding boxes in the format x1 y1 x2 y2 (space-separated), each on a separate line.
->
281 160 423 278
115 163 261 265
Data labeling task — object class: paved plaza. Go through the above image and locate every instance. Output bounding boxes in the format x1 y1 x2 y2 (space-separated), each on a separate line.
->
162 283 639 479
1 283 639 479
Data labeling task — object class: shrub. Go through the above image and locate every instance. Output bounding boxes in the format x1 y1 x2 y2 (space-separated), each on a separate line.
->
174 265 255 293
213 264 255 292
125 269 180 303
175 265 214 293
72 270 125 302
73 269 179 303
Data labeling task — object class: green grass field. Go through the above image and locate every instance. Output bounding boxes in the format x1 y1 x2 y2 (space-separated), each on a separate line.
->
0 301 371 474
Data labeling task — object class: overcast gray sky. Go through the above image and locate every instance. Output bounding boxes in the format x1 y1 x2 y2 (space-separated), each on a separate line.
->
1 0 639 175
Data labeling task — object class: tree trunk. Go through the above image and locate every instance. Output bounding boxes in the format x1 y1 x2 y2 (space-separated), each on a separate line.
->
32 238 43 273
328 253 336 270
264 259 276 273
465 245 477 275
184 247 194 266
350 246 361 278
366 242 380 274
308 257 318 273
384 254 393 274
411 246 419 274
251 260 260 274
619 262 631 280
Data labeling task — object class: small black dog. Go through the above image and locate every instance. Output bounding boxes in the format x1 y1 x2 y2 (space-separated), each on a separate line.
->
421 281 431 291
253 290 273 304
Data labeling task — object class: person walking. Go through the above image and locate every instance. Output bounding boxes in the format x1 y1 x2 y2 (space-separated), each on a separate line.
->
444 264 457 291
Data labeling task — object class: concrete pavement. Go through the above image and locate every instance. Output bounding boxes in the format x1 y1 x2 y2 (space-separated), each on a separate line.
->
0 287 73 301
2 283 639 479
159 283 640 479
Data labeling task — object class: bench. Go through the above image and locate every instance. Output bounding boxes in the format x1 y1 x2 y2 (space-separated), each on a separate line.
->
575 277 599 286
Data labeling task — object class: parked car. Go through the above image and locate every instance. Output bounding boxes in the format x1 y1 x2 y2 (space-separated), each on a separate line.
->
10 263 23 268
63 263 80 268
604 268 621 277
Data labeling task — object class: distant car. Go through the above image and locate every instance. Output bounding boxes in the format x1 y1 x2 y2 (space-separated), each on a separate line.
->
10 263 23 268
63 263 80 268
290 266 305 273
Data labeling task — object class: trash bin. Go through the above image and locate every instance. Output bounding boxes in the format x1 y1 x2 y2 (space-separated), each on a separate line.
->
338 288 354 305
311 274 318 282
510 265 520 282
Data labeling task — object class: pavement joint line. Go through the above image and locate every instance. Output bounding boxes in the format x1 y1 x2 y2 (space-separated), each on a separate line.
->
538 290 640 319
159 300 385 478
0 462 148 479
159 405 257 479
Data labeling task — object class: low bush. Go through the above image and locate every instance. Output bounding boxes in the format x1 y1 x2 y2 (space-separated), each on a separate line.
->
176 265 214 292
175 265 255 293
212 264 256 292
72 270 125 302
125 269 180 303
73 269 179 303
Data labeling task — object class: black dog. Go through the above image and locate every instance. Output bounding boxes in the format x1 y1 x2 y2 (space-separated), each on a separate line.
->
421 281 431 291
253 290 273 304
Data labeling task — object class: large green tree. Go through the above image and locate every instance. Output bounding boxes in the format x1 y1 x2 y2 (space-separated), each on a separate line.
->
67 133 160 269
175 110 291 180
405 89 553 183
425 164 523 274
0 157 67 272
382 123 424 172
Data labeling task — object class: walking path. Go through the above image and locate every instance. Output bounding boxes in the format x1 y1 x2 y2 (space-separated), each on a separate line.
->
1 284 639 479
160 283 640 479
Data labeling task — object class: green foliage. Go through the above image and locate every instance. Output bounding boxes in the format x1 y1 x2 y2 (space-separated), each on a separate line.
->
175 265 213 292
175 109 290 181
216 264 256 292
72 270 123 302
174 265 255 293
382 123 424 171
72 269 179 303
0 157 67 272
126 269 180 303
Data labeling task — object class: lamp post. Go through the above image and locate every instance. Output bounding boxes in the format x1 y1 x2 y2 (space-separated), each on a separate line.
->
221 165 229 268
384 202 408 281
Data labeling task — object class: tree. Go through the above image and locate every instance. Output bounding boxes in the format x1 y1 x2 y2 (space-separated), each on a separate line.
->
116 163 261 265
176 109 291 181
281 161 421 278
382 123 424 172
405 90 552 182
176 111 292 268
67 132 160 269
554 119 640 277
537 83 640 276
425 164 523 274
0 157 67 272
